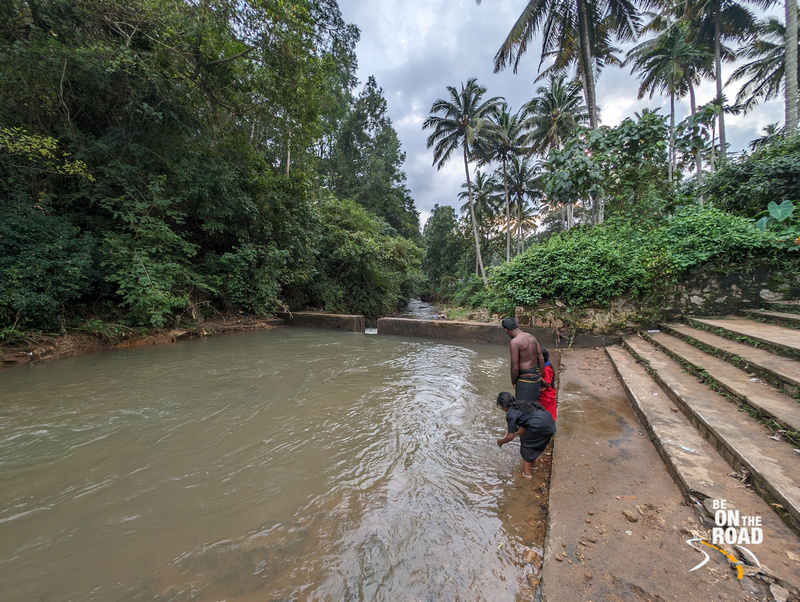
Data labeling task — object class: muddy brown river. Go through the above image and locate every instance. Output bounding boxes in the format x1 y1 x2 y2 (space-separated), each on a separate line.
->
0 327 548 600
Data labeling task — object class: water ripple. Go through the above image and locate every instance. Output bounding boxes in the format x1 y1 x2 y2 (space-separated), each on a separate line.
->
0 329 533 600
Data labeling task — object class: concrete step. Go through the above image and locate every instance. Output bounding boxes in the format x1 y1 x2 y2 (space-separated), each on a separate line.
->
542 349 775 599
743 309 800 329
690 317 800 359
622 335 800 536
606 345 800 591
663 323 800 394
644 330 800 434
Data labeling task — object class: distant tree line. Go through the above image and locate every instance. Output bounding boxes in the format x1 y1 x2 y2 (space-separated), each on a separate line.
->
0 0 422 332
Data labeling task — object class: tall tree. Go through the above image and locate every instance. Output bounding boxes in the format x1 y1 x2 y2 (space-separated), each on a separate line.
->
422 204 465 289
477 0 640 129
684 0 760 160
506 156 544 254
458 171 501 266
787 0 799 131
474 106 527 261
423 79 503 285
327 76 420 239
626 21 713 182
523 74 589 228
523 74 590 153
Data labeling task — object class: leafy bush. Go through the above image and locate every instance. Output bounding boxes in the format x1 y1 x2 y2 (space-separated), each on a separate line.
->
701 134 800 217
651 205 779 272
754 200 800 251
492 207 781 308
492 220 651 306
0 191 96 330
304 196 422 319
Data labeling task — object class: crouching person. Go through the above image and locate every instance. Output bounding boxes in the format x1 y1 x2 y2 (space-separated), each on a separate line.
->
495 391 556 478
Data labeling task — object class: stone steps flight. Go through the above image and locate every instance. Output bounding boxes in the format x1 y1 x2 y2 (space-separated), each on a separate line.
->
621 334 800 532
645 330 800 434
743 309 800 329
662 323 800 393
690 317 800 357
606 344 800 591
605 313 800 592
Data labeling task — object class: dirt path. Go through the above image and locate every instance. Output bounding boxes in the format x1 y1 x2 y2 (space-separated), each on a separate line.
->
541 348 770 601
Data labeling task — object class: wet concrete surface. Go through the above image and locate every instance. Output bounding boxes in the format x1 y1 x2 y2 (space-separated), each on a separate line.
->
541 348 766 601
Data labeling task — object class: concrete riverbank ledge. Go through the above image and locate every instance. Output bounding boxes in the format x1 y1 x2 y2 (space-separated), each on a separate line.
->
377 317 615 348
378 317 511 344
276 311 365 332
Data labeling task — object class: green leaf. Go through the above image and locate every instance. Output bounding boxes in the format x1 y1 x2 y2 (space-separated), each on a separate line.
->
767 200 794 222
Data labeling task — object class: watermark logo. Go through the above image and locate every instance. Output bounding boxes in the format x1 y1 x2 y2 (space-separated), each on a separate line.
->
686 498 761 579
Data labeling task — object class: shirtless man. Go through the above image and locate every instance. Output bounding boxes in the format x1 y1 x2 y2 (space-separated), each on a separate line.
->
502 317 549 403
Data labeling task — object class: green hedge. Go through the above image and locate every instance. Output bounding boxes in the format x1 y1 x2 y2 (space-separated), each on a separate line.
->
491 206 784 307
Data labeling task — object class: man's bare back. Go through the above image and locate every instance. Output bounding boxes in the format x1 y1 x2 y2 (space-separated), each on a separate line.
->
501 317 548 392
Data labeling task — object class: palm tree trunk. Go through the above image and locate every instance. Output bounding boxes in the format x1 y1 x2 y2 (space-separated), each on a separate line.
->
714 10 727 160
463 146 487 284
577 0 599 130
503 159 511 262
710 119 716 172
689 83 703 190
786 0 799 132
669 91 675 184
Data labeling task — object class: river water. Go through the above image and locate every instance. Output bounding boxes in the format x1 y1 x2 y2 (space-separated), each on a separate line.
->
0 328 546 601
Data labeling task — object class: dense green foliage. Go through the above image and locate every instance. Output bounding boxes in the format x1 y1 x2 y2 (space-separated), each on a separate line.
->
421 204 467 291
492 206 786 308
702 134 800 217
305 195 422 317
1 0 421 331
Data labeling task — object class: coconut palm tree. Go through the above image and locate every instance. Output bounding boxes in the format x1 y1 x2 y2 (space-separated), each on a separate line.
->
506 155 544 254
683 0 760 160
786 0 799 131
459 171 502 266
523 74 588 228
423 79 503 285
477 0 640 130
535 14 625 92
748 122 783 149
626 20 713 183
728 15 800 123
510 202 541 253
473 106 527 261
523 74 590 154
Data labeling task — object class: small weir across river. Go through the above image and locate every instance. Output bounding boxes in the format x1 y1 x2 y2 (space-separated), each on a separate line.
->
0 325 549 600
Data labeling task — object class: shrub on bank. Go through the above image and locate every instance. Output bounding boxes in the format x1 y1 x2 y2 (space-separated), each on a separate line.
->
491 205 787 309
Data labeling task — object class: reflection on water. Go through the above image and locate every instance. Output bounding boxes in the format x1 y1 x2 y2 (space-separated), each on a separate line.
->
0 328 545 600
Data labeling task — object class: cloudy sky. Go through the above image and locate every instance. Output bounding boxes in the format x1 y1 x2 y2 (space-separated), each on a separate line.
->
336 0 784 228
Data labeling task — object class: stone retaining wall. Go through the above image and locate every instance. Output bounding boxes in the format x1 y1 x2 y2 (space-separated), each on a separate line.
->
377 317 614 348
276 311 365 332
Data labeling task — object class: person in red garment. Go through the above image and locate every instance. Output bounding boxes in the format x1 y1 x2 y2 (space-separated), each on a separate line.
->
538 348 557 421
